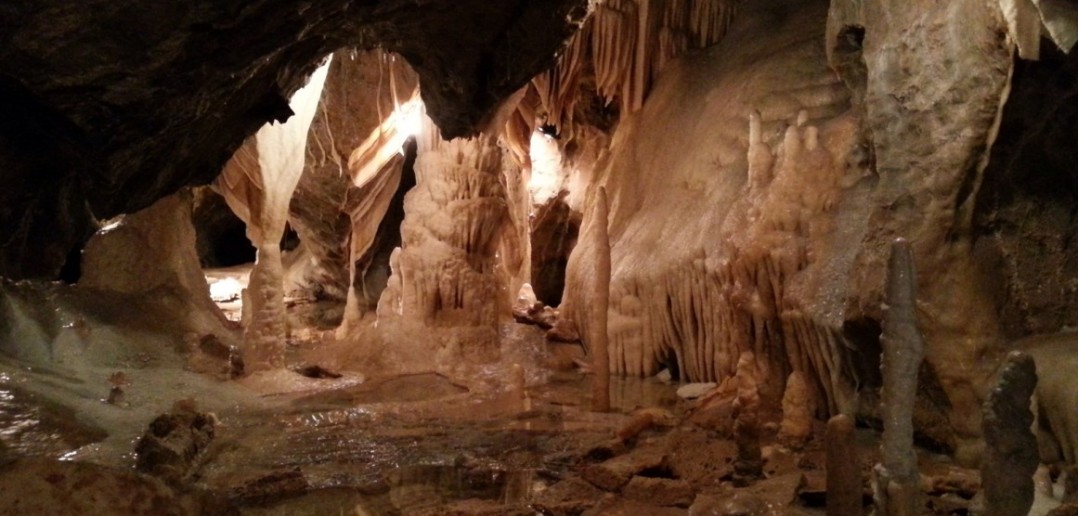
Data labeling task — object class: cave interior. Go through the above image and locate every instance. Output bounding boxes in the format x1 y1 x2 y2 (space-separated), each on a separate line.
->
2 0 1078 514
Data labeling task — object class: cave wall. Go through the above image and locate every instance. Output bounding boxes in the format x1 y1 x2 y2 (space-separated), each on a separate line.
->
560 0 1016 455
974 44 1078 339
0 0 588 280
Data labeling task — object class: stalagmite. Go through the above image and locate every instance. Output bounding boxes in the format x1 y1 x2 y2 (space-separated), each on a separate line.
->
218 59 330 371
584 187 612 413
733 351 763 484
826 414 861 516
779 371 813 450
375 117 510 363
874 238 924 516
981 351 1038 516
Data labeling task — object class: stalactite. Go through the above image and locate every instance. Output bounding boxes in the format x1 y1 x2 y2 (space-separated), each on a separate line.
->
874 238 924 516
217 58 330 371
534 0 737 134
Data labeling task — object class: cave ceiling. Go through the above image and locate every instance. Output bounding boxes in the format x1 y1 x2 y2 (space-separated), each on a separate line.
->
0 0 588 279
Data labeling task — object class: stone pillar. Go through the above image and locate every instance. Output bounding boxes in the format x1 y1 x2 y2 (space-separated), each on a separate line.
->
584 187 612 412
874 238 923 516
779 370 813 450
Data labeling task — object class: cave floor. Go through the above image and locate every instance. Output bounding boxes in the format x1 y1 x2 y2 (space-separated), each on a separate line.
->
0 270 1048 514
0 322 1006 516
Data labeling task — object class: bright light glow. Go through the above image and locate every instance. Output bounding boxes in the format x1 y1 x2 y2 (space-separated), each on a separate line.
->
209 277 243 302
348 94 425 188
527 130 563 204
398 99 424 140
99 216 126 234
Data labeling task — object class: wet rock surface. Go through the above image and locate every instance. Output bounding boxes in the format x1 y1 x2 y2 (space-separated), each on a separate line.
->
135 403 218 485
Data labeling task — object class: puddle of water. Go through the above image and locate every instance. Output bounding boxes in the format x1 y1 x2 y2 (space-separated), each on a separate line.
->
0 383 107 458
288 373 469 408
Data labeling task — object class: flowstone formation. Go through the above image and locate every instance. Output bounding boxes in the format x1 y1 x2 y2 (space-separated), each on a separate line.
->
376 126 511 364
548 0 1025 460
217 61 329 370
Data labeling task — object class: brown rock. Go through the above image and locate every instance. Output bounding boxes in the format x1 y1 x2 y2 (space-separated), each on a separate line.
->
981 351 1039 516
135 406 217 485
623 476 694 507
0 459 229 515
581 448 667 492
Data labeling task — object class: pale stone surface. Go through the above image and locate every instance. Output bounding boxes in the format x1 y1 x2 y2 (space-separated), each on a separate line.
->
779 371 813 450
677 383 718 400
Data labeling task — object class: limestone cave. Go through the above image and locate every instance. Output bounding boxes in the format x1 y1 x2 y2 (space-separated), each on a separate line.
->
1 0 1077 514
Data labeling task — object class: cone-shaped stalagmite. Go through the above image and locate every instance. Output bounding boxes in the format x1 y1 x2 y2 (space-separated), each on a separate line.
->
779 370 813 450
585 187 612 412
981 351 1038 516
874 238 923 516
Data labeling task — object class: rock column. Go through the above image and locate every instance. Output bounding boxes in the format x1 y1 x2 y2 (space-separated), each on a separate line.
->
874 238 923 516
584 187 612 412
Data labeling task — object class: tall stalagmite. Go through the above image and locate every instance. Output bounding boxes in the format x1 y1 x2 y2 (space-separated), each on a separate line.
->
217 59 330 370
584 187 612 412
874 238 923 516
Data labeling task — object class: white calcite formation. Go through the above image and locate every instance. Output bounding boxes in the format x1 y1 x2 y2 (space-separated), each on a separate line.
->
560 0 859 418
376 124 510 363
217 59 330 370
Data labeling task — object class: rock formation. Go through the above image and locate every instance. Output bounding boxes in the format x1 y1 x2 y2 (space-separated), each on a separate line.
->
580 187 612 412
874 238 924 516
826 414 861 516
779 371 814 450
981 351 1039 516
217 60 329 370
376 124 511 362
733 352 763 484
0 0 588 280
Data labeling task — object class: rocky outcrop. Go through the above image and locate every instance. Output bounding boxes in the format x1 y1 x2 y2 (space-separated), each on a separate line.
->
0 0 587 280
